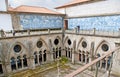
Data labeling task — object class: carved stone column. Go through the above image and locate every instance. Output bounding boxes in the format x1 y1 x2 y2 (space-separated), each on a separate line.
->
105 57 109 70
21 58 24 68
15 59 18 70
37 54 40 65
72 50 75 64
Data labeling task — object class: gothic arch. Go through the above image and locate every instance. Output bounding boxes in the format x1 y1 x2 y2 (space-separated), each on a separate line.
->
77 37 89 52
33 38 49 52
7 41 28 61
53 36 62 47
94 40 111 55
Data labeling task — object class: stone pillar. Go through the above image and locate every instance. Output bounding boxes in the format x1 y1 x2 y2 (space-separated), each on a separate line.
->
100 60 103 69
21 58 24 68
81 53 83 63
51 52 54 62
108 52 114 77
37 54 40 65
46 52 52 63
105 57 108 70
29 56 35 69
75 52 79 63
3 62 11 76
67 50 69 58
94 61 100 77
85 54 88 64
42 52 44 64
15 59 18 70
72 51 75 64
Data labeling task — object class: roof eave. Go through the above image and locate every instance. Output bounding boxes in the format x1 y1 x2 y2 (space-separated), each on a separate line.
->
8 10 66 16
55 1 90 9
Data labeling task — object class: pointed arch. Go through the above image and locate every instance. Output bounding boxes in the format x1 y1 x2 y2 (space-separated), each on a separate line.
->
77 37 88 51
53 36 62 46
34 38 49 52
7 41 28 61
94 40 110 55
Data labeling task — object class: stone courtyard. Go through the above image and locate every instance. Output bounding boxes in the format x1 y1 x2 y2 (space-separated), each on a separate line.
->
10 61 119 77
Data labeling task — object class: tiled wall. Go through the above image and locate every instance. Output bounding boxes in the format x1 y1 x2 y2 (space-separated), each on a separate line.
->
19 14 63 29
68 15 120 31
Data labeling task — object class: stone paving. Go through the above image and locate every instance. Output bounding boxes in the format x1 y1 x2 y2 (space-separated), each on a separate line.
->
30 63 119 77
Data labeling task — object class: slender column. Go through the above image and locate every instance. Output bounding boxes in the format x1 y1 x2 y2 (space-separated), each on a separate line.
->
100 60 103 69
50 51 54 62
42 51 44 64
70 51 72 59
87 54 90 63
15 59 18 70
67 48 69 58
37 54 40 65
72 50 75 64
81 53 83 63
85 54 88 64
105 57 108 70
21 58 24 68
108 52 114 77
95 61 100 77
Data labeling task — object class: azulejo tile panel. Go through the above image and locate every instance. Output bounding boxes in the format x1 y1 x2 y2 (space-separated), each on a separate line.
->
19 14 63 29
68 15 120 31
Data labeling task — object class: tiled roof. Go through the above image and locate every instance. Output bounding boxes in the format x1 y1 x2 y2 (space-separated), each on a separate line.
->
8 5 65 15
55 0 91 9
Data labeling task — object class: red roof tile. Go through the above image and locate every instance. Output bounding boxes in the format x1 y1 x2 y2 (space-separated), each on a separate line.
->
8 5 65 15
55 0 91 9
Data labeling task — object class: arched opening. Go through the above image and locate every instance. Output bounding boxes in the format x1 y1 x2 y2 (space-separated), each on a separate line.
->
71 48 73 58
39 51 42 64
86 52 90 63
79 50 81 61
23 55 28 67
56 48 58 58
11 57 16 71
59 47 61 57
53 48 56 59
65 47 67 57
69 50 71 58
17 56 22 69
83 51 85 63
34 52 38 64
0 64 3 74
107 56 111 70
43 50 46 62
102 59 106 68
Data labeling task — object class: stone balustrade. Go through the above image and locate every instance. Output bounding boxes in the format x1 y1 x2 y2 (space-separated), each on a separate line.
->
0 28 63 38
65 28 120 37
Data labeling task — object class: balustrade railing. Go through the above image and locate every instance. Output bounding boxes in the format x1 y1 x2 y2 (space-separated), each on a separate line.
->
65 28 120 37
0 28 63 38
65 47 120 77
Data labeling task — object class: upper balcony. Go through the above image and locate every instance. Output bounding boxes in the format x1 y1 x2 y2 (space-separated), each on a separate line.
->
0 28 120 38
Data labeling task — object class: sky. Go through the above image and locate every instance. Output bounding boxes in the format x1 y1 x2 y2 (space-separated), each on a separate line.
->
8 0 72 10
